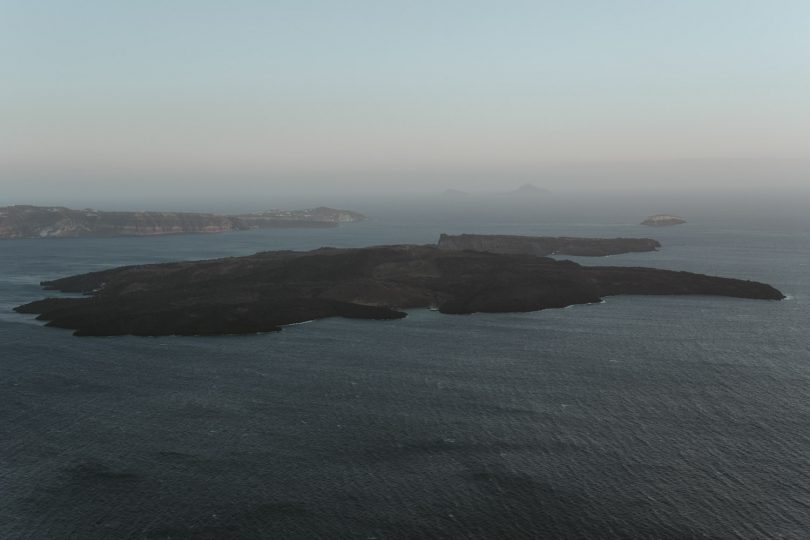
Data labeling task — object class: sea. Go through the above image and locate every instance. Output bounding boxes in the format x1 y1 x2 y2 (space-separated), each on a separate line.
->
1 193 809 539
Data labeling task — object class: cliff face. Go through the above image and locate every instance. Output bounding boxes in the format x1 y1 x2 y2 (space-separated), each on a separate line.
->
0 206 242 238
642 214 687 227
437 234 661 257
16 245 783 336
0 205 365 239
234 207 366 229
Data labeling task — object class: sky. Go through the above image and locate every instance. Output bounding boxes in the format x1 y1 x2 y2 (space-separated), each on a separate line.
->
1 1 809 202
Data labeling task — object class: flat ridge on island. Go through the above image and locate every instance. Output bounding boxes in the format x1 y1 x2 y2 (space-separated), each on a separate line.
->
16 243 784 336
438 233 660 257
0 205 365 239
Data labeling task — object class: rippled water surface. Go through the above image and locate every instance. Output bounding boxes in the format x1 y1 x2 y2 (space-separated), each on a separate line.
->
2 202 809 538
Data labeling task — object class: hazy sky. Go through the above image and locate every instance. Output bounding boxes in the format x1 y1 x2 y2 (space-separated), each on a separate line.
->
2 1 809 199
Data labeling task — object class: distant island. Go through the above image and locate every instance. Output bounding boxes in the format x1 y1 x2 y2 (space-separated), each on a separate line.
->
17 240 783 336
503 183 551 197
438 233 660 257
642 214 687 227
0 205 365 239
440 184 550 198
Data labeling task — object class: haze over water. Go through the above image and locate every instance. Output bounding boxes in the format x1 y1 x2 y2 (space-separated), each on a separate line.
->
3 1 810 201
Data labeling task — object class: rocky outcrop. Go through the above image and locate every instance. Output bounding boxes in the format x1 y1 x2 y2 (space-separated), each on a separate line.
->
16 245 784 336
0 205 365 239
642 214 687 227
437 233 661 257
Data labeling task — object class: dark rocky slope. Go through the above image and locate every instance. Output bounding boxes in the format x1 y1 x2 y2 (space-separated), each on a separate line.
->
438 233 660 256
16 245 784 336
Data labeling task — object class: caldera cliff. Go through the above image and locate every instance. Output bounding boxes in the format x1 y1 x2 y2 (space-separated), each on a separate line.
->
0 205 365 239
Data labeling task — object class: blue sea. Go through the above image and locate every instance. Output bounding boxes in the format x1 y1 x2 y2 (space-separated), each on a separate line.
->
2 196 809 538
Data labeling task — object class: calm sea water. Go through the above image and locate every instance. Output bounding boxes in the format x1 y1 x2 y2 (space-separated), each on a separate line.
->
2 199 809 539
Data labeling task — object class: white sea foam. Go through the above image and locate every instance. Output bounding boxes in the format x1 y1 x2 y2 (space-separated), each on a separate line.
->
281 320 315 327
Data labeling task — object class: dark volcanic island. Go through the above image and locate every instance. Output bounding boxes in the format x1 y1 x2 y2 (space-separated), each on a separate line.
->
16 243 784 336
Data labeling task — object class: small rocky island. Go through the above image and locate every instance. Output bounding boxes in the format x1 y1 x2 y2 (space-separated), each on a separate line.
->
0 205 365 239
642 214 687 227
438 234 660 257
17 243 783 336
